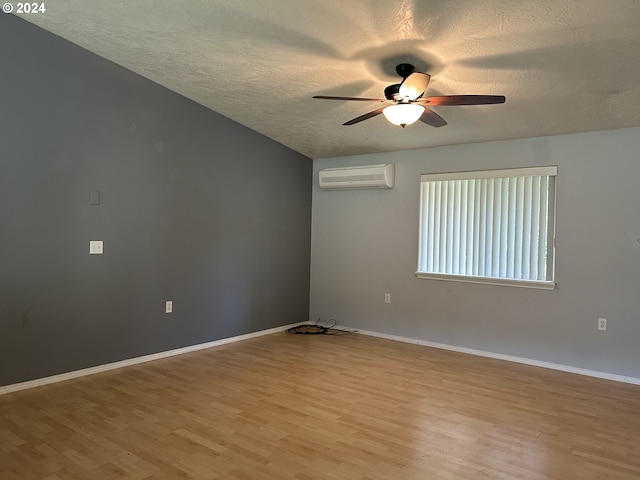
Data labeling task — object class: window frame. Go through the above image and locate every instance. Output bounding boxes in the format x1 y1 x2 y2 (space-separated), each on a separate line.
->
415 166 557 290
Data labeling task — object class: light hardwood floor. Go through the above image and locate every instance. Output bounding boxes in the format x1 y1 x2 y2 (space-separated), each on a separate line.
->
1 332 639 479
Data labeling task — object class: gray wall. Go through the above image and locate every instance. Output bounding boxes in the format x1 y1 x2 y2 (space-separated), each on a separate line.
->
311 128 640 379
0 15 312 386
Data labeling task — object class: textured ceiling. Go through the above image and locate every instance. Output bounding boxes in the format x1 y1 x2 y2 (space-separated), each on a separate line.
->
16 0 640 159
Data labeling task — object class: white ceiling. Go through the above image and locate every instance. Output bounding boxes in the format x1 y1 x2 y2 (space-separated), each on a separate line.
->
17 0 640 159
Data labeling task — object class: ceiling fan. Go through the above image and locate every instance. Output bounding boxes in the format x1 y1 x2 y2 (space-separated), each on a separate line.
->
313 63 505 128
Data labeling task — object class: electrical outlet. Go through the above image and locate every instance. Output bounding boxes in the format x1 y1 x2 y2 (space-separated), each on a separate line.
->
165 301 173 314
384 293 391 304
598 317 607 331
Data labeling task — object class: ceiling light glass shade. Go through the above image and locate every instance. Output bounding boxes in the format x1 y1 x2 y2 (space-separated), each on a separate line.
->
382 104 425 127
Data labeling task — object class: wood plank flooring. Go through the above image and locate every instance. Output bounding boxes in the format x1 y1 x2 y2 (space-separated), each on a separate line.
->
1 332 639 479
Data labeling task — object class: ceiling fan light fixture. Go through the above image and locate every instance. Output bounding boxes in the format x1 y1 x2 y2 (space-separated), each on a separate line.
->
382 104 425 128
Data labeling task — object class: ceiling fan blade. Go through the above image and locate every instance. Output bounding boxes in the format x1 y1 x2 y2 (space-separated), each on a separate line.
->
399 72 430 100
343 106 387 125
418 95 506 106
313 95 386 102
419 107 447 127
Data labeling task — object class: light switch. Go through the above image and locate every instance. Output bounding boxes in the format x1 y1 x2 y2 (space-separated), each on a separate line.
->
89 241 104 254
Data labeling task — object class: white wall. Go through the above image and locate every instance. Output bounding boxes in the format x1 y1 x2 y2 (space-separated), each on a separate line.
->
311 127 640 378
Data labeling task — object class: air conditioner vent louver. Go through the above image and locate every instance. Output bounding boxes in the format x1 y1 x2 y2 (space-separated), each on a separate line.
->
318 164 395 190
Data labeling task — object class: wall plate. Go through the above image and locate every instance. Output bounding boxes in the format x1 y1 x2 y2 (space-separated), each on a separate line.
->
89 241 103 254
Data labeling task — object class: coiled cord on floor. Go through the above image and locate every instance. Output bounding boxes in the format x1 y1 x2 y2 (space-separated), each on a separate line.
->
286 318 356 335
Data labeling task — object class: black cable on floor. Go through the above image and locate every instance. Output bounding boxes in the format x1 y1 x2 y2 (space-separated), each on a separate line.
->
286 318 356 335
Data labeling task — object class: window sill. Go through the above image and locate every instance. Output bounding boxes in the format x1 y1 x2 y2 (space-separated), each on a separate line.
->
415 272 556 290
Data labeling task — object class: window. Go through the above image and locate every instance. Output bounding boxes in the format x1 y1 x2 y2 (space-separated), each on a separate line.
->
416 166 557 289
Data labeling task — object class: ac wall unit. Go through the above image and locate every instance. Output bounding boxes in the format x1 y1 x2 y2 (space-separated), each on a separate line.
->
318 164 395 190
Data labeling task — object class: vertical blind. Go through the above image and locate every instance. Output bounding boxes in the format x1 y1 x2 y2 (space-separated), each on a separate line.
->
417 167 557 283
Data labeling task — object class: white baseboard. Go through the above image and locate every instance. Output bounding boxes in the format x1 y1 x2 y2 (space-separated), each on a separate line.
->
4 322 637 395
351 327 640 386
0 322 306 396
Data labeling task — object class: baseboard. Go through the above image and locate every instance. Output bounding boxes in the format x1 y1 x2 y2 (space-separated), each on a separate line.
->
5 322 637 395
351 327 640 386
0 322 306 396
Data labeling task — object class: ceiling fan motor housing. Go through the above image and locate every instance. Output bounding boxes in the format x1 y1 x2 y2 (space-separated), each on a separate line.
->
384 84 401 100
